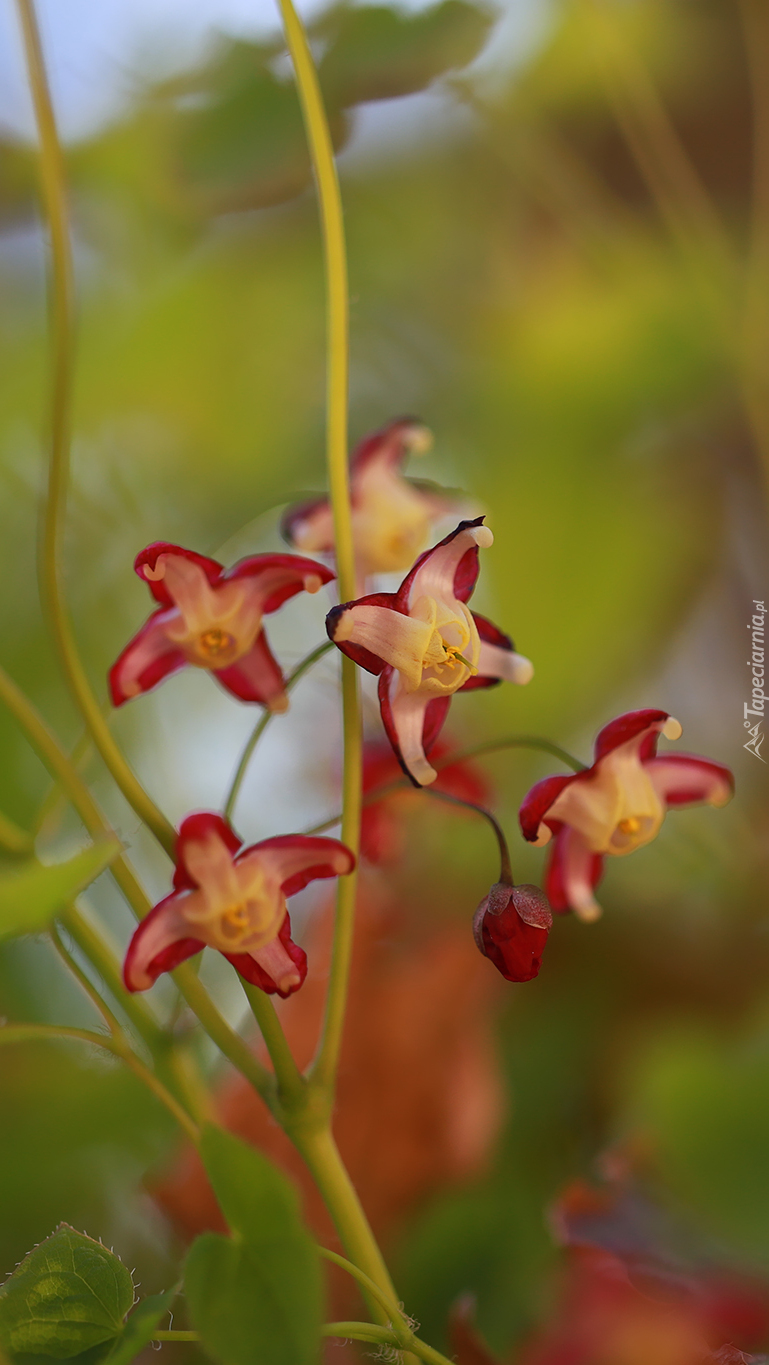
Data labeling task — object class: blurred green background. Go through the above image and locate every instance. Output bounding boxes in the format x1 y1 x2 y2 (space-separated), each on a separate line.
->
0 0 767 1357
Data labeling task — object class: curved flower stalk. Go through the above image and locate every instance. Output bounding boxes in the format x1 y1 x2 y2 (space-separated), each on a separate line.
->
110 542 334 712
282 417 460 583
124 812 355 996
326 517 534 786
519 709 734 922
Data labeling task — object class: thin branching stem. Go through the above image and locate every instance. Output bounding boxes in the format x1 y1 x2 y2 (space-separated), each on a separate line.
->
224 640 333 821
14 0 176 857
424 788 514 885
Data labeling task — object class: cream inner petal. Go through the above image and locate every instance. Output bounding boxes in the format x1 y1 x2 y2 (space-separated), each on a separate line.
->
547 740 665 856
181 834 285 951
353 460 434 574
148 556 263 668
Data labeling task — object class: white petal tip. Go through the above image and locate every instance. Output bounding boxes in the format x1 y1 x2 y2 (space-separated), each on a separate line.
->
710 786 733 808
406 423 433 455
142 560 166 581
409 759 437 786
269 694 290 715
662 716 682 741
332 609 354 643
473 525 493 549
303 574 323 594
533 824 552 847
277 973 301 993
510 653 534 686
574 899 602 923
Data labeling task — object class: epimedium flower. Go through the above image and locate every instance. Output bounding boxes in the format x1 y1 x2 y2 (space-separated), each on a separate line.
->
326 517 534 786
110 542 334 712
281 417 460 582
123 812 355 997
519 709 734 922
473 881 552 983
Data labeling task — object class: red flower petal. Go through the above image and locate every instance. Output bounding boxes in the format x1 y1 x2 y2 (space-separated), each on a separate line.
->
174 812 243 891
109 609 187 707
226 553 333 613
545 826 604 917
224 912 307 998
593 708 670 763
214 631 286 707
519 774 577 842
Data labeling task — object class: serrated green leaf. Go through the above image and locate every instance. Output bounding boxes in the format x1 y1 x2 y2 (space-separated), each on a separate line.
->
0 1226 134 1360
103 1288 178 1365
0 843 121 944
184 1127 321 1365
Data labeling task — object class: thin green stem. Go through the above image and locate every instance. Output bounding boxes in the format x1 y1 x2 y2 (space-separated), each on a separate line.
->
152 1333 200 1344
423 788 513 885
0 1022 199 1141
177 970 274 1103
290 1125 398 1326
302 733 586 836
275 0 362 1102
15 0 175 858
321 1323 456 1364
49 922 124 1034
224 640 333 822
317 1247 405 1325
240 981 304 1104
0 810 34 858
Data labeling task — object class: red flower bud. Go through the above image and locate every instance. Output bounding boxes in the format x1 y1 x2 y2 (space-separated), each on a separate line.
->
473 882 552 983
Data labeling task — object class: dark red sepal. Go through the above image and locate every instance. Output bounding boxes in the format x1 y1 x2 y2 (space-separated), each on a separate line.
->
593 709 669 763
473 882 552 983
326 592 402 675
224 913 307 998
519 774 577 842
394 516 487 610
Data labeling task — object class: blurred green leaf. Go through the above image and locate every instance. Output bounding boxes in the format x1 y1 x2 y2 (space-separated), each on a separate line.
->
0 844 121 945
184 1126 322 1365
0 1225 133 1360
104 1288 178 1365
318 0 496 107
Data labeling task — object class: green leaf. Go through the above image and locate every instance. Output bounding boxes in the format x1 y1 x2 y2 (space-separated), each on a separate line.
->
104 1289 178 1365
184 1127 322 1365
0 843 121 944
0 1225 134 1360
318 0 496 108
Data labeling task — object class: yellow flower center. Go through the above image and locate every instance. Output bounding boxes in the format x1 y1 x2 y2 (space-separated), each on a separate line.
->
219 903 251 940
617 817 641 835
199 627 235 658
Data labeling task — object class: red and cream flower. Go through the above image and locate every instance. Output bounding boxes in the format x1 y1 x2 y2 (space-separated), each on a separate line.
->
110 542 333 712
282 417 459 581
519 709 734 922
326 518 533 787
123 813 355 997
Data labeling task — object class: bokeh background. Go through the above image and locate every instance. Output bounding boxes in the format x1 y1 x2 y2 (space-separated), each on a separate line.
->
0 0 767 1358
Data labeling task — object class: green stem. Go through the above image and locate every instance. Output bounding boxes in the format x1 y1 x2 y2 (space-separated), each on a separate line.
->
0 810 34 858
303 733 586 836
14 0 176 858
290 1124 398 1326
224 640 333 822
275 0 362 1101
178 969 273 1103
321 1323 456 1365
0 1023 199 1141
240 981 304 1104
317 1246 405 1325
152 1333 200 1344
423 788 513 885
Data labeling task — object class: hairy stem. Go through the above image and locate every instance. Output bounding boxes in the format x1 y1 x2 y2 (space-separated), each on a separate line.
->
224 640 333 822
14 0 176 857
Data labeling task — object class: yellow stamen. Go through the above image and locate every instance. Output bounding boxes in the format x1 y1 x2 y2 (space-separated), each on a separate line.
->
443 645 478 675
618 817 641 835
199 628 235 658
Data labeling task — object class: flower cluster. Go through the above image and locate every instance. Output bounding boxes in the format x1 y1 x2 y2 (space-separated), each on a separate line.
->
111 420 734 999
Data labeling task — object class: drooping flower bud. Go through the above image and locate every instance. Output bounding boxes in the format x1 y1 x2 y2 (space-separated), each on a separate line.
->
473 881 552 983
